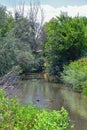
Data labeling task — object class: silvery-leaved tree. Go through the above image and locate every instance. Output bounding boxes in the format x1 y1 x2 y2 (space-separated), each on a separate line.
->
14 0 44 52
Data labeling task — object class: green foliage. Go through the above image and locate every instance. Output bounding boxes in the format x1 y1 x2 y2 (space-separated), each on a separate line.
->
0 5 15 36
62 58 87 94
0 90 39 130
0 90 71 130
34 56 45 72
14 13 43 52
34 107 70 130
0 4 44 76
44 15 87 75
16 50 45 73
17 51 34 72
2 13 15 35
11 65 23 75
0 5 19 76
0 5 7 36
82 82 87 96
0 33 17 76
33 52 45 72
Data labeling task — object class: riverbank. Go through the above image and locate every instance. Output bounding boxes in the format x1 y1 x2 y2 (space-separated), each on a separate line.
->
0 71 20 98
14 75 87 130
0 72 69 98
0 84 18 98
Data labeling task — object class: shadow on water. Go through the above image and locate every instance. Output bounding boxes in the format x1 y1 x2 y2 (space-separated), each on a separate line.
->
16 74 87 130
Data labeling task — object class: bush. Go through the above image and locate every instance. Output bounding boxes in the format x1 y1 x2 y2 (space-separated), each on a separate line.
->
34 108 70 130
61 58 87 93
0 34 17 76
82 82 87 96
33 56 45 72
17 51 34 72
17 51 45 73
0 90 71 130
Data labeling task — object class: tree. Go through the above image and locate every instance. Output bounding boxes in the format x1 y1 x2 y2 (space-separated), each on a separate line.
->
14 0 44 51
0 5 6 26
0 33 17 75
44 14 87 75
0 5 7 36
0 5 15 36
0 2 45 76
12 0 45 73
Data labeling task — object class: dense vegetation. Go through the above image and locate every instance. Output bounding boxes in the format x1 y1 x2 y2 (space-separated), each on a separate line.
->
44 13 87 95
0 90 71 130
44 14 87 75
61 58 87 95
0 3 44 76
1 4 87 79
0 3 72 130
0 1 87 129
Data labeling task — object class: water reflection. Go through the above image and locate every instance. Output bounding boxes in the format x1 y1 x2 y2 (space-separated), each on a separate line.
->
61 89 87 119
16 77 87 130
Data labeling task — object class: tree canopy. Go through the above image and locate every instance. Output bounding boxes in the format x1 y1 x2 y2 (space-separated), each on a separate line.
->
44 14 87 75
0 2 44 76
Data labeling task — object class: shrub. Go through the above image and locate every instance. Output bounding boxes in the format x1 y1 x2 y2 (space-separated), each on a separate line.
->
34 107 70 130
17 51 45 73
0 34 17 76
17 51 34 72
33 56 45 72
82 82 87 96
0 90 71 130
61 58 87 93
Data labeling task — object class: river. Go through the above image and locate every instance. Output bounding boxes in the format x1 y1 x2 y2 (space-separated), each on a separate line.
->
16 74 87 130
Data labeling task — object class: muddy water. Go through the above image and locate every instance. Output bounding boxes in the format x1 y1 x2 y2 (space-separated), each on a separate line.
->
16 75 87 130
